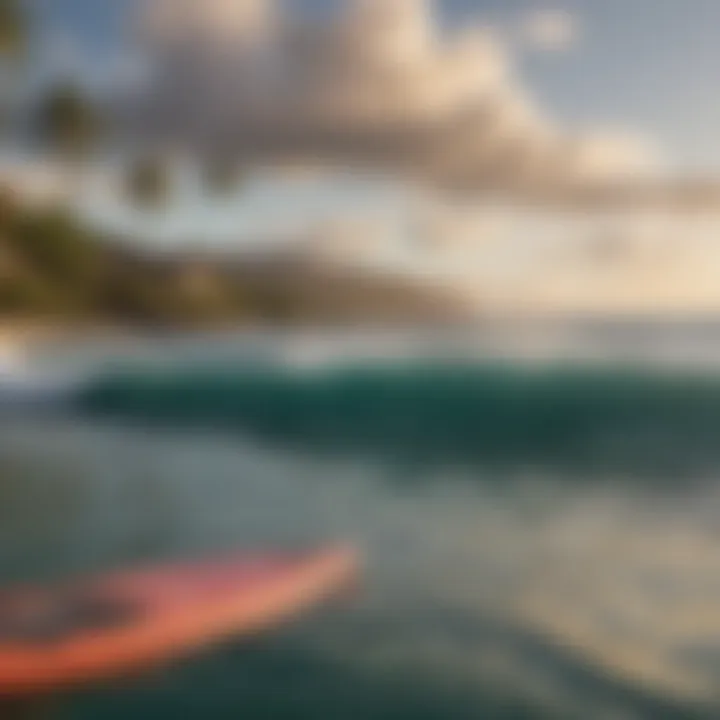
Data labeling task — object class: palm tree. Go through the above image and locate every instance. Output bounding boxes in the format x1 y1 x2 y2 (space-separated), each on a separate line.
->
34 81 101 161
125 154 170 208
0 0 27 136
32 80 102 202
203 157 243 197
0 0 25 58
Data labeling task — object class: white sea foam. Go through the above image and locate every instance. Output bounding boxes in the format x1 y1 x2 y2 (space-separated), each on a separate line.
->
0 341 85 408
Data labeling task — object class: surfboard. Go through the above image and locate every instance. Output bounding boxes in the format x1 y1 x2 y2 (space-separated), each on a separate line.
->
0 546 358 699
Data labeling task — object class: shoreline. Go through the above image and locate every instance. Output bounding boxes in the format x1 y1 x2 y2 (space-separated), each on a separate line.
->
0 321 139 363
5 312 720 357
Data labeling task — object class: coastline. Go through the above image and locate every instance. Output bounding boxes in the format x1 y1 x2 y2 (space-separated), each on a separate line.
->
0 320 135 360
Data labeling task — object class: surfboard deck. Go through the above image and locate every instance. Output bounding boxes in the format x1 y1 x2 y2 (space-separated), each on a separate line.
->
0 546 358 700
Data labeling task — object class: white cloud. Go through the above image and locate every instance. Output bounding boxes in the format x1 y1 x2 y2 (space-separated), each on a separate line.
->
520 9 578 52
138 0 275 46
569 131 663 182
120 0 660 194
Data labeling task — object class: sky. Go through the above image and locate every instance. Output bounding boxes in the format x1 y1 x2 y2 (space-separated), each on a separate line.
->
23 0 720 175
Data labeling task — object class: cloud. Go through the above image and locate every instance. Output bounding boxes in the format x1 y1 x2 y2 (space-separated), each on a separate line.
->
520 9 578 52
569 131 662 182
119 0 661 195
137 0 275 45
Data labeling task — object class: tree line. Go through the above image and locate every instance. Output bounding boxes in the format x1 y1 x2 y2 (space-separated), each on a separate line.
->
0 1 464 327
1 0 241 206
0 0 258 325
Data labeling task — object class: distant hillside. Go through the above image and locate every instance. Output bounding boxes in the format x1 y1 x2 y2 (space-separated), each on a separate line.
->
0 189 471 327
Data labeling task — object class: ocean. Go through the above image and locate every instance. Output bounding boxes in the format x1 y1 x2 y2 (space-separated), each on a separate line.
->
3 322 720 719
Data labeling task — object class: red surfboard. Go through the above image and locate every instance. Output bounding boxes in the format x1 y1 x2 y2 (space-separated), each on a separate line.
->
0 546 358 700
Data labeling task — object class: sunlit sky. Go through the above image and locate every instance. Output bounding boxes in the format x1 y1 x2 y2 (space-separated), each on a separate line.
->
26 0 720 174
15 0 720 249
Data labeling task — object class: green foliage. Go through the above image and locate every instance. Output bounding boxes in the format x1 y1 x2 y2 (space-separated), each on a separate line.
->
0 0 25 58
0 193 457 327
0 274 51 314
12 206 100 282
0 186 19 227
34 82 101 159
0 196 102 315
204 159 243 197
0 194 254 325
125 157 170 208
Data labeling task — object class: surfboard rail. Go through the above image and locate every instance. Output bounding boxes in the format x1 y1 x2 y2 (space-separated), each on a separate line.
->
0 545 358 699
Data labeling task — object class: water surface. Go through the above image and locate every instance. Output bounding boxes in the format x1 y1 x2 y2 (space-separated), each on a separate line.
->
2 323 720 718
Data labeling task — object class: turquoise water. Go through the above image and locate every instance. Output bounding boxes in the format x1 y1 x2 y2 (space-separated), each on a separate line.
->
78 362 720 477
3 326 720 718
